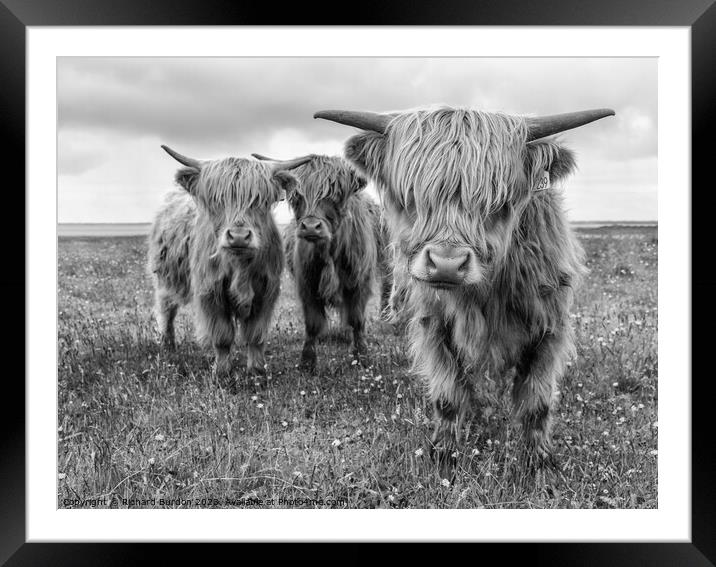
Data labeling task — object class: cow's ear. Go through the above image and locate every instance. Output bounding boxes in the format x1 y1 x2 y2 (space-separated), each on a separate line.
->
344 132 386 185
272 170 299 200
524 140 577 188
349 169 368 195
175 166 200 195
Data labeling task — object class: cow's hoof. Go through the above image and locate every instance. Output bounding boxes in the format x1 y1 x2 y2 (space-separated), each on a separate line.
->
300 350 317 372
429 444 459 482
247 364 267 377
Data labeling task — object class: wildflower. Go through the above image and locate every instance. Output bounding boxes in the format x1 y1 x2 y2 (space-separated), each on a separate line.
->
257 403 264 409
148 457 155 466
332 439 342 448
397 393 403 399
471 448 480 457
441 478 451 487
251 395 258 402
300 390 306 396
388 494 395 502
154 433 165 442
602 431 609 436
650 449 658 456
612 382 619 387
415 448 424 457
58 473 66 480
281 421 288 427
192 471 198 479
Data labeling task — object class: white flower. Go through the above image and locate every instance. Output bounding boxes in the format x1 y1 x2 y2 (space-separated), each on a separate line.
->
331 439 342 448
148 457 155 466
300 390 306 396
257 403 264 409
471 448 480 457
58 472 66 480
251 395 258 402
441 478 451 487
281 421 288 427
650 449 658 456
414 448 424 457
154 433 165 442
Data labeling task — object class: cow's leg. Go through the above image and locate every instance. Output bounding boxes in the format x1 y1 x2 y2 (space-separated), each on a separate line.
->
300 294 326 370
242 309 271 377
415 317 473 476
155 287 179 349
343 286 369 358
379 264 394 321
512 331 569 469
195 293 236 387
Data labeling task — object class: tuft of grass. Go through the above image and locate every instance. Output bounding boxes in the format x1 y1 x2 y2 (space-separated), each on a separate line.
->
58 227 657 509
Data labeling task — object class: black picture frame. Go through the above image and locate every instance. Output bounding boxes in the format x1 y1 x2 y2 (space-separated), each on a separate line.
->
4 0 713 563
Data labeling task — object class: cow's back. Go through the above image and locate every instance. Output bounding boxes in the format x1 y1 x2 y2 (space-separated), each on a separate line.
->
147 190 196 304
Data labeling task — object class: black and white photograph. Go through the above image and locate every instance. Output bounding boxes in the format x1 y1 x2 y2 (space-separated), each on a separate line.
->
55 55 660 511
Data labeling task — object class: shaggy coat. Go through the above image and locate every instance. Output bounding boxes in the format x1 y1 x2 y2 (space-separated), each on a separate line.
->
279 155 392 367
148 154 298 383
341 108 587 468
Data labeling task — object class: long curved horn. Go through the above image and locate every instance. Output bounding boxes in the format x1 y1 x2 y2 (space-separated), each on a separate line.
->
161 145 203 169
253 154 313 173
251 153 275 162
525 109 615 141
313 110 395 134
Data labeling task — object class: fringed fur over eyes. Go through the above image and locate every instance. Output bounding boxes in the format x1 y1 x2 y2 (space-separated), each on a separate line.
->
345 107 577 250
174 158 289 212
289 155 367 209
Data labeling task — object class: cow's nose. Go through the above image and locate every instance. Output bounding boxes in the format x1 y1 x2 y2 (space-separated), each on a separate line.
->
225 227 252 247
300 219 323 232
423 245 471 284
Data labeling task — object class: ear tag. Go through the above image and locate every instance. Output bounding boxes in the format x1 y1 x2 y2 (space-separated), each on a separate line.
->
535 169 550 191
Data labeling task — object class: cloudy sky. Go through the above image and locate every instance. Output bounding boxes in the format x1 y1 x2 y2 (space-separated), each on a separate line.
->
57 57 656 223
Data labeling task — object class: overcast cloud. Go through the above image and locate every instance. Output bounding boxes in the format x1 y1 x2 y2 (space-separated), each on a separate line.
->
58 57 657 223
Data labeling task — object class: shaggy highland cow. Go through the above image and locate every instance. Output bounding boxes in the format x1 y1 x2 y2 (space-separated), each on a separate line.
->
148 146 310 383
314 107 614 470
252 153 392 368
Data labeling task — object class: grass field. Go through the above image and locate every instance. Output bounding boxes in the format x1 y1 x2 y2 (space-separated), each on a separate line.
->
57 226 658 509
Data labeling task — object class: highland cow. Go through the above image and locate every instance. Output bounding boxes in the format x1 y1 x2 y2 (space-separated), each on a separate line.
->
314 107 614 470
252 153 392 368
148 146 310 384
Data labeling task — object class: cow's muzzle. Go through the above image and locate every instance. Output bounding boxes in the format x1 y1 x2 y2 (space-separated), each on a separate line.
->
297 217 329 243
221 226 256 252
410 244 480 288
